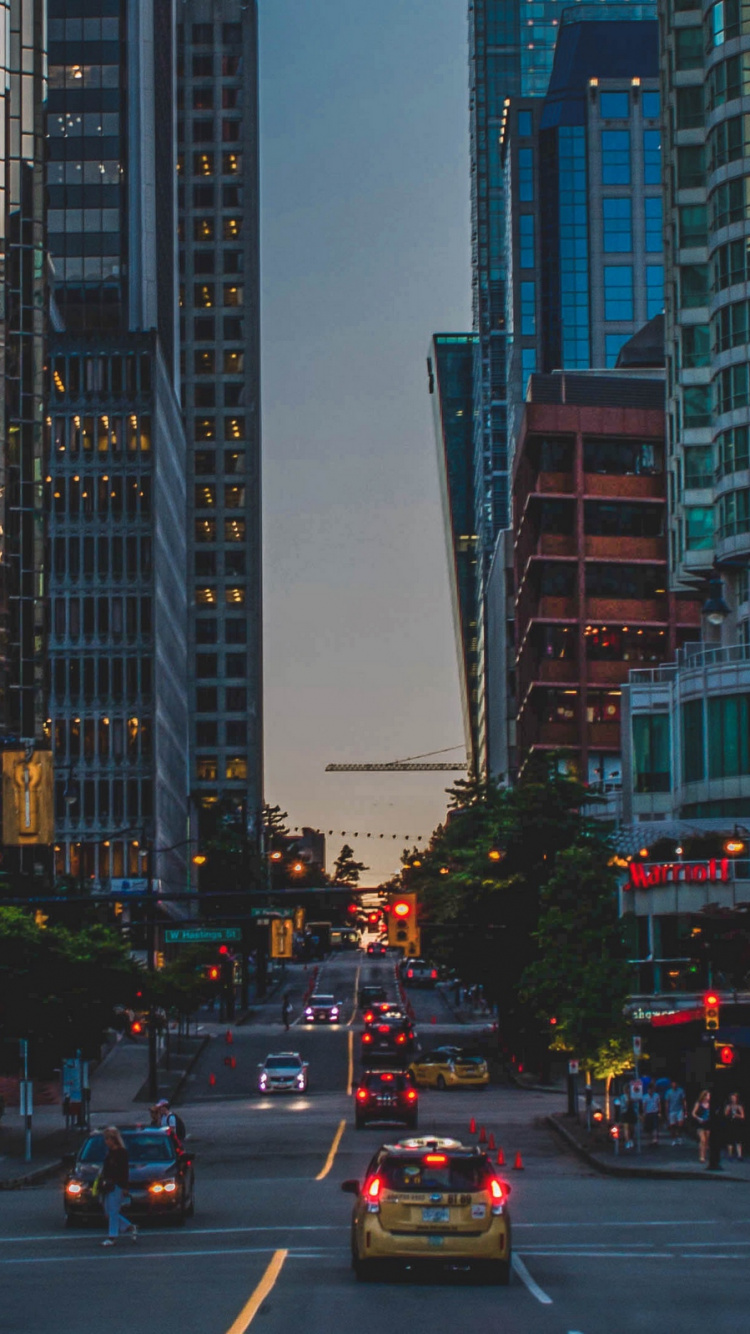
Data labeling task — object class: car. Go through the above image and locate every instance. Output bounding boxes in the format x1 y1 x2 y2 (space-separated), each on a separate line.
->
409 1048 490 1090
361 1014 415 1061
402 960 439 988
64 1127 195 1227
367 941 387 957
359 984 387 1009
343 1136 512 1283
354 1070 418 1129
257 1052 309 1093
303 993 342 1023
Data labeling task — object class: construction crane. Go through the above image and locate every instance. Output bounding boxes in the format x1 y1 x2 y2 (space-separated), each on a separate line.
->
326 746 467 773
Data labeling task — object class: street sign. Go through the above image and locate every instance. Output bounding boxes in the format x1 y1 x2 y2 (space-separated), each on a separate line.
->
568 1060 579 1075
164 927 242 944
110 878 149 896
632 1035 642 1056
62 1057 83 1102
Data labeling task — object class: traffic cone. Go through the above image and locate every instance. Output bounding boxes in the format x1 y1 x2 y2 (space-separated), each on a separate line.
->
488 1132 496 1150
479 1125 487 1144
225 1029 233 1044
209 1072 216 1087
496 1147 505 1166
229 1056 237 1070
513 1151 524 1170
431 1015 437 1024
469 1116 477 1135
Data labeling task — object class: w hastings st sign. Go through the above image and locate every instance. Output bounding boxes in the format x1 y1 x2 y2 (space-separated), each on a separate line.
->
627 859 731 890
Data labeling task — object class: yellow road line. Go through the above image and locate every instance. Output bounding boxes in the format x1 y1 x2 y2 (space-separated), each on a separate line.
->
316 1118 346 1181
347 966 361 1025
225 1249 288 1334
346 1028 354 1094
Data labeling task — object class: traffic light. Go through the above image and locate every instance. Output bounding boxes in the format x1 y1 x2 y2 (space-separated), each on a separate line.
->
205 964 221 983
387 893 420 955
270 917 294 959
716 1043 737 1068
704 992 720 1031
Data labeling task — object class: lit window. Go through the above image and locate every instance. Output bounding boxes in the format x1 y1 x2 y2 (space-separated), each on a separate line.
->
223 284 243 307
195 484 216 508
196 756 218 780
196 587 217 605
194 152 214 176
222 152 241 175
225 756 247 780
195 519 217 542
226 587 246 604
224 218 241 239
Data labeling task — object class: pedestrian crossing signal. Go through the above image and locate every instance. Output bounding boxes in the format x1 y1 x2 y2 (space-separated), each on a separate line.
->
717 1044 737 1067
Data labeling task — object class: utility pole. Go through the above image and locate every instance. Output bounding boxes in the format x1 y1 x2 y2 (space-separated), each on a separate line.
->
19 1039 32 1163
145 834 158 1103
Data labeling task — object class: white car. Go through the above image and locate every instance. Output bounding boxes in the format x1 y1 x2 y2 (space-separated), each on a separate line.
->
257 1052 309 1094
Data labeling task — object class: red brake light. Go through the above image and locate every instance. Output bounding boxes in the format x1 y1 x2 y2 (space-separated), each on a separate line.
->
381 1072 394 1081
489 1178 504 1202
362 1033 372 1043
406 1089 417 1101
424 1153 447 1165
431 970 437 978
378 1025 389 1033
131 1021 142 1034
366 1176 382 1200
396 1033 406 1044
364 1012 374 1024
356 1088 368 1101
407 970 413 978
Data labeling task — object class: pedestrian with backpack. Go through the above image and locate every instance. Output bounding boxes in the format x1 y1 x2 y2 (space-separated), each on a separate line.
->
153 1098 187 1143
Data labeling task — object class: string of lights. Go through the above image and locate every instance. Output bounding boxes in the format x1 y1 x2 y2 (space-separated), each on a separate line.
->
288 827 425 843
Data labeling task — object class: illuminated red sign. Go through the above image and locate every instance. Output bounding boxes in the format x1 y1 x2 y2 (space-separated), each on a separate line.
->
627 858 730 890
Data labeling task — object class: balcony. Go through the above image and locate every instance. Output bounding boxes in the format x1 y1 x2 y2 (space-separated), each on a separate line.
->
586 598 667 622
584 473 663 499
587 721 621 749
536 471 574 494
584 535 665 561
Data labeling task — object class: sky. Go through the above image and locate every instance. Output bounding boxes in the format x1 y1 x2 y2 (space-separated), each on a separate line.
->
259 0 471 884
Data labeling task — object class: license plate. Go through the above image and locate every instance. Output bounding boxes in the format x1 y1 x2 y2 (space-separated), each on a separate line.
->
422 1207 449 1222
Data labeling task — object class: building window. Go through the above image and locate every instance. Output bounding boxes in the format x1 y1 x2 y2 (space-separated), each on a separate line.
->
195 518 216 543
602 197 632 252
196 687 218 712
708 694 750 777
675 26 703 69
520 281 535 334
716 362 750 413
681 263 709 308
196 721 218 745
676 86 704 131
716 424 750 476
519 214 534 268
226 587 246 605
712 176 750 229
225 518 246 541
684 445 713 488
196 620 218 645
601 130 630 185
195 587 217 606
517 109 532 137
225 756 248 780
632 714 671 792
521 348 536 384
643 129 662 185
682 324 710 368
603 266 633 320
683 384 712 427
641 90 660 119
605 333 630 367
518 147 533 201
196 756 218 781
193 152 214 177
646 265 664 318
600 90 629 118
644 197 662 253
682 699 705 782
679 205 708 248
717 487 750 538
685 505 714 549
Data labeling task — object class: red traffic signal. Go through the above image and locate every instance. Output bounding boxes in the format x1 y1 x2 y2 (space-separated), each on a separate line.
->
704 992 720 1007
207 965 220 982
391 899 411 919
717 1044 737 1067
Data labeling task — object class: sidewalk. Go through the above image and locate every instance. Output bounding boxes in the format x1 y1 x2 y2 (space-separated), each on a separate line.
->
0 1030 207 1188
549 1111 750 1181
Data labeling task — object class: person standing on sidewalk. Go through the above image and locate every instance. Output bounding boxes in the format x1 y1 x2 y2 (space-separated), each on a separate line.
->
665 1080 687 1146
724 1092 745 1159
692 1089 711 1164
99 1128 137 1247
642 1084 662 1146
282 992 293 1031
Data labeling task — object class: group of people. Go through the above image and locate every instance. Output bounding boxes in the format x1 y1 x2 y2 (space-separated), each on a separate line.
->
618 1078 745 1162
95 1100 187 1247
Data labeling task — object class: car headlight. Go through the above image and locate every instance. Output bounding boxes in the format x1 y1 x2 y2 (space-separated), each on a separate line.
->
259 1074 268 1086
296 1073 306 1087
305 1008 313 1017
330 1008 339 1018
149 1180 178 1195
66 1181 84 1196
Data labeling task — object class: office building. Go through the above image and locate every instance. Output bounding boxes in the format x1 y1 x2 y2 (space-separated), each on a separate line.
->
512 368 701 783
46 1 189 897
0 0 48 748
177 1 263 840
429 334 480 766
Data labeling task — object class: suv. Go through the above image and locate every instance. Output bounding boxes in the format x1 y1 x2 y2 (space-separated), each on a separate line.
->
354 1070 418 1129
361 1013 415 1061
343 1138 512 1283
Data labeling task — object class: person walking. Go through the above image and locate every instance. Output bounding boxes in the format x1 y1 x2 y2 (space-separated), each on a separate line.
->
664 1080 687 1146
623 1097 639 1150
98 1127 137 1247
282 992 293 1031
724 1092 745 1159
642 1084 662 1146
692 1089 711 1163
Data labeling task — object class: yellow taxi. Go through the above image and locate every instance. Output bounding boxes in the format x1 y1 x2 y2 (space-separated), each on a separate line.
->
408 1047 490 1091
342 1137 512 1283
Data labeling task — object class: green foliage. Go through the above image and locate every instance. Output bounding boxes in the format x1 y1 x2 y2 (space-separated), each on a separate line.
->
332 844 368 886
0 907 141 1075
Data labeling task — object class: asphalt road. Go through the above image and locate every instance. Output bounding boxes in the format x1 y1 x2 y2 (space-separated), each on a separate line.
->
4 953 750 1334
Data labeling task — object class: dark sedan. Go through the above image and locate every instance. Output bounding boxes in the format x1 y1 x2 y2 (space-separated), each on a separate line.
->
64 1127 194 1227
354 1069 418 1129
361 1013 415 1061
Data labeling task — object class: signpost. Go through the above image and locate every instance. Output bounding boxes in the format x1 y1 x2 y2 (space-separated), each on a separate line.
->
164 927 242 944
567 1059 579 1118
19 1039 31 1163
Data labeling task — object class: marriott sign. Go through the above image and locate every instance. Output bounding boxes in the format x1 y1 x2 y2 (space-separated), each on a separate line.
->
627 858 731 890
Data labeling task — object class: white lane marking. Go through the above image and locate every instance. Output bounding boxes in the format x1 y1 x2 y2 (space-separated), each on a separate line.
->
521 1251 675 1259
0 1246 341 1268
514 1219 733 1230
513 1254 553 1305
0 1225 345 1246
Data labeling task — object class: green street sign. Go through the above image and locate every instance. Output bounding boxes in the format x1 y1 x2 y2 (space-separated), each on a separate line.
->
164 927 242 944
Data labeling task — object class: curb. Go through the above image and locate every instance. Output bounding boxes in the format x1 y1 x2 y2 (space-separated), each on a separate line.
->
0 1157 68 1190
547 1115 748 1183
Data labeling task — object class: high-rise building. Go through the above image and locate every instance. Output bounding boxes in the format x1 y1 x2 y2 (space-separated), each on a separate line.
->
0 0 48 748
177 2 263 843
428 334 479 765
46 1 189 898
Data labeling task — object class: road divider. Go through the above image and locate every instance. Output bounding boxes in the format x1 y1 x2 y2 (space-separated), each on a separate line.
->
225 1249 288 1333
316 1119 346 1181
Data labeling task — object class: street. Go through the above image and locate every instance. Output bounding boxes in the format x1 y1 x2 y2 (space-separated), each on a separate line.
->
2 953 749 1334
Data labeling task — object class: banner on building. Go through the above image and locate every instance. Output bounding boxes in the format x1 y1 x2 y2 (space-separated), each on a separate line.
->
2 749 53 845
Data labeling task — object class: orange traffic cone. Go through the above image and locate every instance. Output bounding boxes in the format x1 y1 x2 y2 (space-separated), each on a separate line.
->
513 1151 524 1170
488 1132 496 1150
209 1072 217 1087
496 1147 505 1166
225 1029 233 1044
469 1116 477 1135
479 1125 487 1144
431 1016 437 1024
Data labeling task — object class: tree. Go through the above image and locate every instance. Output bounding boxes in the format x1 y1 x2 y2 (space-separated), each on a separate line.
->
332 844 368 886
591 1034 633 1120
520 843 631 1071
